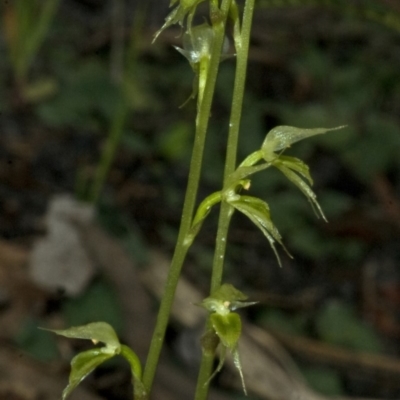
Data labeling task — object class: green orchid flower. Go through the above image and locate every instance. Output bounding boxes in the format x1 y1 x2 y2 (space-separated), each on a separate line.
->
200 284 257 394
238 125 346 220
185 126 346 264
44 322 145 400
174 23 230 108
174 23 215 107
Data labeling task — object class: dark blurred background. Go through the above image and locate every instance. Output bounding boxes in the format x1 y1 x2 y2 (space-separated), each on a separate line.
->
1 0 400 399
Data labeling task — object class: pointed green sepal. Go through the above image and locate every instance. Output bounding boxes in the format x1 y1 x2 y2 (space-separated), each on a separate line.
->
211 283 248 303
44 322 121 354
238 150 264 168
232 347 247 395
174 23 214 67
274 158 326 220
228 195 291 267
261 125 346 161
153 0 206 42
184 191 222 247
200 283 257 315
276 155 313 185
62 348 115 400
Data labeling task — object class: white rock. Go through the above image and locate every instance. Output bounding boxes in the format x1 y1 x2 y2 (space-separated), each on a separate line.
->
30 194 96 297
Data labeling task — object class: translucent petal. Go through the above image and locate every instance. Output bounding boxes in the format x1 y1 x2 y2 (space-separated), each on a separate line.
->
262 125 345 160
153 0 206 42
277 164 327 221
62 349 113 400
210 313 247 394
276 155 313 185
232 347 247 395
210 283 248 302
229 196 290 266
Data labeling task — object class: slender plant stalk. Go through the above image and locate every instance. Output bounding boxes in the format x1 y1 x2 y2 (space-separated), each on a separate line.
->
10 0 60 85
110 0 125 84
142 0 233 394
89 4 147 203
89 97 128 203
211 0 256 292
194 1 256 398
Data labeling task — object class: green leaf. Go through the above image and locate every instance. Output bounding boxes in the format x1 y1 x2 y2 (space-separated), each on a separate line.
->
262 125 345 160
62 348 114 400
46 322 121 354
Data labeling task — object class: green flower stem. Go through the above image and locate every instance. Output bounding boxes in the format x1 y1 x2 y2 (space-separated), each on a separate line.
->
195 0 256 398
211 0 256 292
142 0 232 395
120 344 143 381
120 345 148 400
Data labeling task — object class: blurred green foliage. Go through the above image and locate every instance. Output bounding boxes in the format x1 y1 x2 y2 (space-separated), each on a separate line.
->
63 279 124 336
15 318 60 362
315 300 384 353
37 60 121 128
2 0 60 86
301 366 344 396
259 300 384 353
